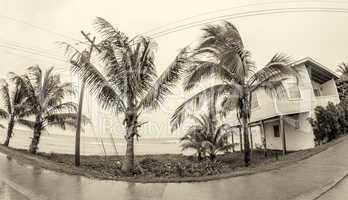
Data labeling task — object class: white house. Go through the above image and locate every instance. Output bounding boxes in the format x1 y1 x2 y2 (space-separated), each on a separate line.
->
229 57 340 153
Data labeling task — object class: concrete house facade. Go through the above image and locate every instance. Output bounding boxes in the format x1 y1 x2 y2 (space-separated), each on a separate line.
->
230 57 340 153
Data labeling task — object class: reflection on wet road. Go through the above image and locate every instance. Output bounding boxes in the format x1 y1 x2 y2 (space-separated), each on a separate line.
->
0 138 348 200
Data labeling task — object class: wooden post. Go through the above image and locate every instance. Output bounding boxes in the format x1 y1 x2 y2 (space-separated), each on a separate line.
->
280 115 287 156
239 126 243 152
231 131 235 152
249 126 253 158
75 31 101 167
260 121 267 157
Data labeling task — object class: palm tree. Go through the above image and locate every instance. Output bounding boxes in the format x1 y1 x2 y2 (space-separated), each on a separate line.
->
13 66 86 154
171 21 298 166
0 77 31 146
180 114 233 160
67 17 188 174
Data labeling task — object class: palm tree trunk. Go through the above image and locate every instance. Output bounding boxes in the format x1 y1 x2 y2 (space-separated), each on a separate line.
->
29 116 42 154
3 117 15 146
121 112 136 174
231 132 235 152
241 92 251 166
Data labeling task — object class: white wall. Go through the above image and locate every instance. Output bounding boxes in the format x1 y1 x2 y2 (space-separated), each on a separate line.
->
264 113 315 151
321 79 338 96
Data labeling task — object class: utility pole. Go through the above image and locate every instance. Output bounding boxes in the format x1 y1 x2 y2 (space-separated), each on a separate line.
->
75 31 101 167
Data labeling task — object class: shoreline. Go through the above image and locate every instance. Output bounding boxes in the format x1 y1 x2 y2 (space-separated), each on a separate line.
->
0 135 347 183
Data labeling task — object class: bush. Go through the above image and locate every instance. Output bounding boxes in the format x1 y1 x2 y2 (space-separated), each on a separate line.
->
309 101 348 145
137 157 224 177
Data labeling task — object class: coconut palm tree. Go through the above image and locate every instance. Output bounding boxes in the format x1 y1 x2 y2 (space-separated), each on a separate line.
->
67 17 188 174
13 66 86 154
180 114 233 161
171 21 298 166
0 77 31 146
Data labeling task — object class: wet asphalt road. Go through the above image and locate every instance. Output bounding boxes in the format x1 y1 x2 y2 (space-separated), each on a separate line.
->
316 175 348 200
0 138 348 200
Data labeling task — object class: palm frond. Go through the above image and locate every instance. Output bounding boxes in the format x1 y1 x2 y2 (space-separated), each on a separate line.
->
220 95 240 117
47 101 78 114
337 62 348 79
71 58 126 114
45 113 90 130
171 84 238 131
17 119 36 129
0 108 9 119
0 80 12 113
249 53 296 89
257 79 288 99
140 47 189 110
94 17 128 46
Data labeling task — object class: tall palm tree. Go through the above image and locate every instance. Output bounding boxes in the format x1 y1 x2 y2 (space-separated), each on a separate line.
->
180 114 233 161
0 77 31 146
13 66 86 154
171 21 298 166
68 17 188 174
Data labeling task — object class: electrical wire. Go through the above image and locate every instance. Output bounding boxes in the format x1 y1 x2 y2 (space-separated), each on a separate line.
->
149 7 348 38
139 0 348 36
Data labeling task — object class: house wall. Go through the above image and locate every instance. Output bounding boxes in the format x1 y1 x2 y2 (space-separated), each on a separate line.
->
321 79 338 96
264 113 315 151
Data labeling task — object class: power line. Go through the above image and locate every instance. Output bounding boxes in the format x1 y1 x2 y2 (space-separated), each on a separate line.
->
139 0 348 36
0 41 65 61
149 7 348 38
0 44 68 63
0 14 85 44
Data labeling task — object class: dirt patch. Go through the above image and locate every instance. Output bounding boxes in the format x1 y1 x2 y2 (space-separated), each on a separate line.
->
0 135 346 183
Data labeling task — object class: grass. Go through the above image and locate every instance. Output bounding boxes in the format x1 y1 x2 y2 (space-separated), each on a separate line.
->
0 135 346 183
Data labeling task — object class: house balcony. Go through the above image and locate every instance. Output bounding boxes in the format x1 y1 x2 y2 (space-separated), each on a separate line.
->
313 94 340 108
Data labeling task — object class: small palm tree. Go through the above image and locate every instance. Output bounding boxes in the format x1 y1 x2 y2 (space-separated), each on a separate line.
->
171 21 298 166
67 17 188 174
180 114 233 161
13 66 86 154
0 77 31 146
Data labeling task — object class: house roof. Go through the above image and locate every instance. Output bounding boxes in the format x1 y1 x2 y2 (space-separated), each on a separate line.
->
291 57 340 83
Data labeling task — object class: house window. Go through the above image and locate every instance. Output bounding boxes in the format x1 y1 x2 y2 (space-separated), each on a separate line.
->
251 94 259 109
287 83 301 99
273 125 280 137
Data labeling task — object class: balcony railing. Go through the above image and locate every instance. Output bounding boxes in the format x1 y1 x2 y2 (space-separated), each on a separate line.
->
314 95 340 108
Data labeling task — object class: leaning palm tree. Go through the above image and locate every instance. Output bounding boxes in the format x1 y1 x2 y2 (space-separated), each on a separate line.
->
0 77 31 146
13 66 86 154
171 21 298 166
180 114 233 161
67 17 188 174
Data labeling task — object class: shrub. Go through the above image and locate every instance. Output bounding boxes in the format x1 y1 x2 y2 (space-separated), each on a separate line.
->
309 102 347 145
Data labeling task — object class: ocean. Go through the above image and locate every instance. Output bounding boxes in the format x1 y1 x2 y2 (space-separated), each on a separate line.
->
0 129 183 155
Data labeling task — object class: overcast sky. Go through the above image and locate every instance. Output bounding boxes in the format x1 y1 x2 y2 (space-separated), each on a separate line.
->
0 0 348 137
